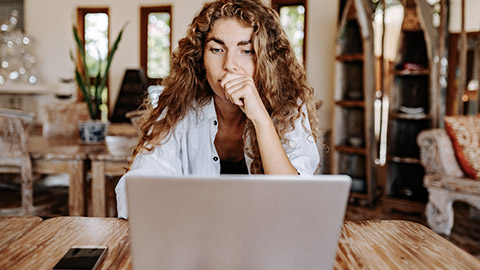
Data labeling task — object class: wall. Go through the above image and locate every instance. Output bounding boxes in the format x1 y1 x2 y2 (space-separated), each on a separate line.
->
24 0 338 130
449 0 480 33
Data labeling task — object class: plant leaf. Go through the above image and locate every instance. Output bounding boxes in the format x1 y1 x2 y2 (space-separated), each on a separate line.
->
72 25 90 92
94 56 103 120
99 23 127 92
75 69 95 119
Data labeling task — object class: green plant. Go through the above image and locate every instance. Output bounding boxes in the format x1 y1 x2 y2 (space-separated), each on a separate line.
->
71 24 126 120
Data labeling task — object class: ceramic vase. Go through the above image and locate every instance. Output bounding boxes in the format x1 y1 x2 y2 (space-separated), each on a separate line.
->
78 120 109 144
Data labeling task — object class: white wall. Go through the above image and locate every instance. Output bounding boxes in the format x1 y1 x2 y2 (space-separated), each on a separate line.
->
303 0 338 131
449 0 480 33
24 0 338 131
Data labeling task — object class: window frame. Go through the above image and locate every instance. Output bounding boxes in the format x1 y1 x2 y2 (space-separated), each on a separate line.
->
140 5 173 85
76 7 110 108
271 0 308 65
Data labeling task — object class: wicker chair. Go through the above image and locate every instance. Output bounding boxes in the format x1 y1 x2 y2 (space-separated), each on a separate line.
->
0 108 36 215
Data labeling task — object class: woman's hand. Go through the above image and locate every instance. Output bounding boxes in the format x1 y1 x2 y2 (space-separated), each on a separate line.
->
220 72 270 125
220 72 297 175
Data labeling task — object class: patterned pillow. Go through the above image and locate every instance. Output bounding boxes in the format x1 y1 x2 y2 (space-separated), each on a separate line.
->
444 114 480 180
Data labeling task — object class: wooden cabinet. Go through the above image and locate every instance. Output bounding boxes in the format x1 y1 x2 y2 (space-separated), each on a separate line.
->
382 0 439 213
332 0 378 204
333 0 441 210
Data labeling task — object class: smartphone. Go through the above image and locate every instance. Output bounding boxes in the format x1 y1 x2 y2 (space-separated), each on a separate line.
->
52 245 108 270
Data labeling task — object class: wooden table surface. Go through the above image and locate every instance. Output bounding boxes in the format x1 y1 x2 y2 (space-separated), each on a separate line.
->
0 217 131 270
0 218 478 269
0 216 42 250
334 220 480 269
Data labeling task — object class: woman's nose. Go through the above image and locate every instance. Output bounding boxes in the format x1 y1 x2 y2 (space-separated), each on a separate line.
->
223 51 238 72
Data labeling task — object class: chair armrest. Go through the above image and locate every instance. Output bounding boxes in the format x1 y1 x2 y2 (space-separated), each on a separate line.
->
417 129 464 177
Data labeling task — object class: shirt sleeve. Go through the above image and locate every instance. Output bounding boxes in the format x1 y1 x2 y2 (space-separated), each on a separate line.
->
115 132 183 219
283 106 320 176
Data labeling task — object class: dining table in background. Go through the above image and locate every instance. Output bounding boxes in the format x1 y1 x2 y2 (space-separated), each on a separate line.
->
27 123 138 217
0 217 478 269
89 135 138 217
28 135 98 216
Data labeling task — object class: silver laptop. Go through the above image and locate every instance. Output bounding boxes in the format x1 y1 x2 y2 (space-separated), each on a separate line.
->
126 175 351 270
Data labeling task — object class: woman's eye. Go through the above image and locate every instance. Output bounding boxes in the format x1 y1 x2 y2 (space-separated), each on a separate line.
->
242 50 255 55
210 48 223 53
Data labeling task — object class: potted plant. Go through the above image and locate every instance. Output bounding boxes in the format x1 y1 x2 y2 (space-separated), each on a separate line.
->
71 23 126 143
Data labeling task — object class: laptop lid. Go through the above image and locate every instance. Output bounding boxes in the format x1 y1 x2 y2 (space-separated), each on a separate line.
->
126 174 351 270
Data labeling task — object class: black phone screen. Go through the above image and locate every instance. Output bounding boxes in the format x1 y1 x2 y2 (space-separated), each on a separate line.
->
53 246 107 270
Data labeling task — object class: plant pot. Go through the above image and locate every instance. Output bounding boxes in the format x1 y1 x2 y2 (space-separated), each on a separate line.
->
78 120 109 144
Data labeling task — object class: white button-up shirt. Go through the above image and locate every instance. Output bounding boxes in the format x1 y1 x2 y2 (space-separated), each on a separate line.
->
115 98 320 218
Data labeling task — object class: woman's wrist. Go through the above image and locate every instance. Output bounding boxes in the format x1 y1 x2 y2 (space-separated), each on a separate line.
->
249 106 271 128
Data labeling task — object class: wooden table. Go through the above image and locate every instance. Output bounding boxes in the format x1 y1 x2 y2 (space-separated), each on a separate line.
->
0 216 42 249
89 136 137 217
0 217 131 270
335 220 480 269
0 218 478 269
28 134 137 216
28 136 98 216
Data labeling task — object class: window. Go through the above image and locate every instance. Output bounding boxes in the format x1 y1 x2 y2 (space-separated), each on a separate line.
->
140 6 172 85
77 8 109 118
272 0 307 64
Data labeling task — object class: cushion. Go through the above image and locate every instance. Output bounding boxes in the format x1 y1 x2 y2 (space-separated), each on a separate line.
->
444 114 480 180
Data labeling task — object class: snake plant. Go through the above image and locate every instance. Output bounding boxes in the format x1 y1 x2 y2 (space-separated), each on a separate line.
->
71 23 126 120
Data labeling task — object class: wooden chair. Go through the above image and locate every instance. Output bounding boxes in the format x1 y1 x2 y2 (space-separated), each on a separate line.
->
0 108 35 215
42 102 89 138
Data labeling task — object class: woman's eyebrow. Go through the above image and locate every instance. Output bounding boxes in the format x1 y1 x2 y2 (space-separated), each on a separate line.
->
206 37 224 45
206 37 252 46
237 39 252 46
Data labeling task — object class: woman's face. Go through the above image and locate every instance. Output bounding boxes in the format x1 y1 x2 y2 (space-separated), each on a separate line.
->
203 18 256 101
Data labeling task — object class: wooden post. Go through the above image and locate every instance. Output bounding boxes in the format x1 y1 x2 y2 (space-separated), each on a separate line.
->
477 31 480 113
436 0 447 125
456 0 467 115
91 160 107 217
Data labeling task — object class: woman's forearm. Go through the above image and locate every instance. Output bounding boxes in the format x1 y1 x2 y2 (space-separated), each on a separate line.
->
252 117 297 175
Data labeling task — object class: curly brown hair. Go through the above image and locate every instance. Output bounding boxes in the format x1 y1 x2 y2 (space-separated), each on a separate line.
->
130 0 320 174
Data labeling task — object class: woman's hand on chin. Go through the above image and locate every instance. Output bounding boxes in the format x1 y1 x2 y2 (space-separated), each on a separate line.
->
220 72 270 125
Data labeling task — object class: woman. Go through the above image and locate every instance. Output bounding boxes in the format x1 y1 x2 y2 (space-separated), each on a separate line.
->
116 0 320 218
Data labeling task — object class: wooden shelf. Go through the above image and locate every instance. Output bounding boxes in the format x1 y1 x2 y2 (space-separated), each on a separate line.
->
335 100 365 108
395 69 429 76
349 188 383 206
388 155 421 165
381 0 437 213
335 145 366 155
336 54 363 62
350 192 369 200
382 196 425 215
333 0 376 206
0 84 49 95
390 112 430 120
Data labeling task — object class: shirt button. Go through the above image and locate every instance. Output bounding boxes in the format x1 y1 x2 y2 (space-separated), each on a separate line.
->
213 156 219 161
213 120 217 126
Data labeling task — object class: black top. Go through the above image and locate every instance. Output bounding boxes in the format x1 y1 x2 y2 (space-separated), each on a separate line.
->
220 158 248 174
